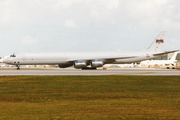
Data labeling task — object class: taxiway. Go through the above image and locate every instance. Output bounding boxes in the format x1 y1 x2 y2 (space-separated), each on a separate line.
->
0 68 180 75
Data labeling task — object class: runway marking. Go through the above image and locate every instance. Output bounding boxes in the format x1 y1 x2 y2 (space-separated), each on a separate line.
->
137 72 155 74
120 72 156 75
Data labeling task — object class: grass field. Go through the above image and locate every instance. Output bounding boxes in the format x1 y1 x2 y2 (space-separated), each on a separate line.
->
0 76 180 120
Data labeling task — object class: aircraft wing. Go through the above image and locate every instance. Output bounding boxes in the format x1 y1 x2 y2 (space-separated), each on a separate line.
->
68 56 137 63
153 50 179 56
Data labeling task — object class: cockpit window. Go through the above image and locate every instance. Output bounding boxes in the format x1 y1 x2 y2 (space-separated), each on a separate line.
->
10 54 16 57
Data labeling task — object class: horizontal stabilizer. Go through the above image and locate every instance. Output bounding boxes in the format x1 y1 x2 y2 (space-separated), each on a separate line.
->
153 50 179 56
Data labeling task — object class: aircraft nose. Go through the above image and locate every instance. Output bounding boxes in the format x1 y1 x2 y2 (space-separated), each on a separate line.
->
0 57 3 63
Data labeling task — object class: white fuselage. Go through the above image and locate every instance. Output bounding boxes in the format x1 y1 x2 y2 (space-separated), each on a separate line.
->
1 51 158 66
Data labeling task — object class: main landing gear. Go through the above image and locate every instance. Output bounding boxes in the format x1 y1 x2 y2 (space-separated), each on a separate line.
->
81 67 97 70
16 65 20 70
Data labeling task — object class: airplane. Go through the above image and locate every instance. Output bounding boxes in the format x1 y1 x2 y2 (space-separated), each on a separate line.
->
0 31 179 70
140 52 178 69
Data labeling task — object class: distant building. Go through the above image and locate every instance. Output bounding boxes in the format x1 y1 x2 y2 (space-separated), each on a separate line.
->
159 53 180 60
176 53 180 60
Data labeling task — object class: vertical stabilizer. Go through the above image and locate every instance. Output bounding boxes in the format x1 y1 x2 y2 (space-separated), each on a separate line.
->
147 31 166 52
170 52 178 61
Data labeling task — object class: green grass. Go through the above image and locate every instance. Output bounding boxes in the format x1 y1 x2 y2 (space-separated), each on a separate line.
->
0 76 180 120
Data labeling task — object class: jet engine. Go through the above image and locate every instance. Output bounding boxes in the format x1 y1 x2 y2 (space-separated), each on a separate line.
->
91 60 103 67
74 61 87 69
58 63 73 68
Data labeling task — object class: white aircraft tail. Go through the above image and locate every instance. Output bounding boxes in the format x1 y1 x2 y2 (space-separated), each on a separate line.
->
170 52 178 61
147 31 166 52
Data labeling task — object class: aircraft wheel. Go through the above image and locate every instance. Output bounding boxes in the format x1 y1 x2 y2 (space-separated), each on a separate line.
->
82 67 97 70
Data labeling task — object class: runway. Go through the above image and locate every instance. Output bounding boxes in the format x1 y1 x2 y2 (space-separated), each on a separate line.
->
0 68 180 75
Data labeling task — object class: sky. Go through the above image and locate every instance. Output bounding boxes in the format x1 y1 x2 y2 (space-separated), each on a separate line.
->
0 0 180 56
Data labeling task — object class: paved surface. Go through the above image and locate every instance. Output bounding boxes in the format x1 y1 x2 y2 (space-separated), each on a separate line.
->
0 68 180 75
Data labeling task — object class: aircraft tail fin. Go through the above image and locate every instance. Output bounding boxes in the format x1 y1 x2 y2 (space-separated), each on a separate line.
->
147 31 166 52
170 52 178 61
